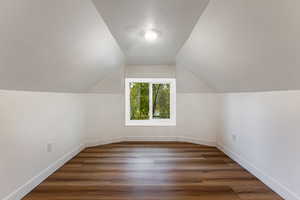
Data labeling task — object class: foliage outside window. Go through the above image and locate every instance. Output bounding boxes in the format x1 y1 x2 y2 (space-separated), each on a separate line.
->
126 78 176 126
130 82 149 120
152 83 170 119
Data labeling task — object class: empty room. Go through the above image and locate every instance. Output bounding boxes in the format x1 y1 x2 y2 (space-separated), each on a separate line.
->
1 0 300 199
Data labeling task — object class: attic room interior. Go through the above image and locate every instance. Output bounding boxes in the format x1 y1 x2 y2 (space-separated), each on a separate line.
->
1 0 300 199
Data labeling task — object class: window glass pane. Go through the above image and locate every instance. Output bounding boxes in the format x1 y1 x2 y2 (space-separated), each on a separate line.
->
130 82 149 120
152 83 170 119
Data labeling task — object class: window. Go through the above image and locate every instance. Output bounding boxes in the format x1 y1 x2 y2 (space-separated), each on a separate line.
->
125 78 176 126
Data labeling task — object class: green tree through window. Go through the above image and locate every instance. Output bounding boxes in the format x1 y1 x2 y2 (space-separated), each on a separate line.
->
130 83 149 120
126 78 175 125
152 84 170 119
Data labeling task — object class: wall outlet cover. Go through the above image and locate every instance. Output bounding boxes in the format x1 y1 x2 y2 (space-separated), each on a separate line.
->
47 143 53 152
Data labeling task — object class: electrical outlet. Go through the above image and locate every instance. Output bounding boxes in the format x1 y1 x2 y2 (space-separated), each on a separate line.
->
47 143 53 152
231 134 237 141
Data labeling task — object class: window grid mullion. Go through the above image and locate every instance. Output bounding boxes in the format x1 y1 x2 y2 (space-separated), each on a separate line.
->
149 82 153 120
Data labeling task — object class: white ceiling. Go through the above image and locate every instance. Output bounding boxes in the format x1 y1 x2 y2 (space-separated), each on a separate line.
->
1 0 300 93
0 0 123 92
92 0 209 65
177 0 300 92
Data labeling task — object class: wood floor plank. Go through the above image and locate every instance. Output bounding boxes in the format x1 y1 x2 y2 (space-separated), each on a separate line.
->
23 142 283 200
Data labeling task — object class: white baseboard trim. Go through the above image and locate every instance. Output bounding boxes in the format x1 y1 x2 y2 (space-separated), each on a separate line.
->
124 136 179 142
85 136 216 148
217 143 300 200
2 136 215 200
3 143 85 200
6 139 297 200
85 137 124 147
176 136 216 147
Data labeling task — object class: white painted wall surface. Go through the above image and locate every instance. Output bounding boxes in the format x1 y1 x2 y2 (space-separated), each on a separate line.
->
88 64 215 94
0 90 86 200
218 91 300 200
85 93 220 146
4 88 300 200
126 65 175 78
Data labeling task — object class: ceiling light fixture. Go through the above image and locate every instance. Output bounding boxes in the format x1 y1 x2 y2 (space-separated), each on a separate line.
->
144 29 158 42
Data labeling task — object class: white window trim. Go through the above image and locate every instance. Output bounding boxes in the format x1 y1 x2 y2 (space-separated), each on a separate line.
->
125 78 176 126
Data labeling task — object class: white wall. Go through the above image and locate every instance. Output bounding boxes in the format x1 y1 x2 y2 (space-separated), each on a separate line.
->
89 64 215 94
0 90 86 200
0 63 220 199
2 88 300 200
218 91 300 200
86 64 220 150
85 93 220 146
126 65 176 78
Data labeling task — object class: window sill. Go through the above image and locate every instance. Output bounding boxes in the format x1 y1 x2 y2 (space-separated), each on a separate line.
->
125 120 176 127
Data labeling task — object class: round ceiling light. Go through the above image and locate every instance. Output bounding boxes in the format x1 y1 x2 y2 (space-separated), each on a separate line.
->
144 29 158 42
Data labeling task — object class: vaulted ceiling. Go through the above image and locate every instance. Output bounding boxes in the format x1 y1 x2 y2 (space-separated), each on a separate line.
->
92 0 209 65
1 0 300 93
177 0 300 92
0 0 123 92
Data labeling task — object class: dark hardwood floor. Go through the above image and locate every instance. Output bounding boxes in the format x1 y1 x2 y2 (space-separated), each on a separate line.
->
23 142 282 200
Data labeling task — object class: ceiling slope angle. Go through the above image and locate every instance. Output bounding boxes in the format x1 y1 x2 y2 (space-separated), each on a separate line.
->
177 0 300 92
92 0 209 65
0 0 124 93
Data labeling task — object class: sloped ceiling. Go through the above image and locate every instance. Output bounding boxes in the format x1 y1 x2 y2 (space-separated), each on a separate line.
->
92 0 209 65
0 0 124 92
89 64 214 94
177 0 300 92
2 0 300 93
